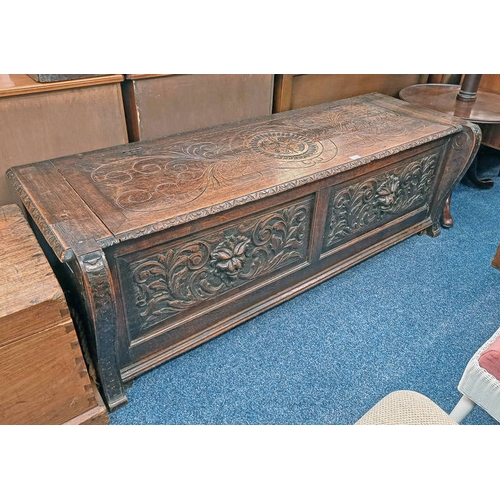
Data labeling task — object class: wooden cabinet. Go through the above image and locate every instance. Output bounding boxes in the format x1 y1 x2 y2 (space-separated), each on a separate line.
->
273 74 429 112
0 74 129 207
0 204 108 424
122 74 274 141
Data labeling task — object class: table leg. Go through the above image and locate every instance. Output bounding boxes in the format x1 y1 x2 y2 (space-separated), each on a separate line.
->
441 195 453 228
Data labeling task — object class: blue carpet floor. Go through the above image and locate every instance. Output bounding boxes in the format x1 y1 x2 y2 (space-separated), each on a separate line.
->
110 150 500 425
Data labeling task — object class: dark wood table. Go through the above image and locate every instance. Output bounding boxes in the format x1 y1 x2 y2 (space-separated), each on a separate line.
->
400 84 500 189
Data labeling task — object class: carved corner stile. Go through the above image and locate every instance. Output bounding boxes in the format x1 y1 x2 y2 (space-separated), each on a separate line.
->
426 121 482 236
73 249 127 411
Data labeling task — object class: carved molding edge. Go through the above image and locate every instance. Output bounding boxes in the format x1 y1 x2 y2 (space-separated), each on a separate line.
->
6 169 69 261
116 127 460 242
75 250 127 410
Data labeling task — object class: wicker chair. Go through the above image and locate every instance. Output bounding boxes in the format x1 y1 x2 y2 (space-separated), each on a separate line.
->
449 326 500 424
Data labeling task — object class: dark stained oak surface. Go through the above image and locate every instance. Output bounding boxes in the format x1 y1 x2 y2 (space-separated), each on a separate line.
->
7 92 480 411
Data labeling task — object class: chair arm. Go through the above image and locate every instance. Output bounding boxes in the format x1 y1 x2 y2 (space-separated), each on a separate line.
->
479 335 500 380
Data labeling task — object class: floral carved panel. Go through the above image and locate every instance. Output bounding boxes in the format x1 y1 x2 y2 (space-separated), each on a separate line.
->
323 153 439 251
118 197 314 335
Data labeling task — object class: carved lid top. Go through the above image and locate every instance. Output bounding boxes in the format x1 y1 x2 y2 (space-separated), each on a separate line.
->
8 93 465 260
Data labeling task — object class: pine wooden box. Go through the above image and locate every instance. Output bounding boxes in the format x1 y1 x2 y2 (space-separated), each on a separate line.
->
0 204 108 424
7 93 480 411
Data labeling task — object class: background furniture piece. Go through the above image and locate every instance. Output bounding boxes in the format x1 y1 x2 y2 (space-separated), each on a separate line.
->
0 204 108 424
355 390 457 425
450 324 500 423
0 74 129 207
273 74 429 113
476 74 500 152
8 93 479 411
399 80 500 189
122 74 274 141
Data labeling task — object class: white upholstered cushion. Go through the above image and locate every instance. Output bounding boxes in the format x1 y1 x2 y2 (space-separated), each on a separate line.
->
355 390 457 425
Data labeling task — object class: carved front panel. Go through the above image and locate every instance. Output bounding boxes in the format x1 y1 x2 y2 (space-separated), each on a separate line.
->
323 152 439 251
117 197 314 339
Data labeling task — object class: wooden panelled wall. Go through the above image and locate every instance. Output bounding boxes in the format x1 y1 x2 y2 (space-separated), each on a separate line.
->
1 74 437 207
478 75 500 150
0 74 129 207
273 74 430 112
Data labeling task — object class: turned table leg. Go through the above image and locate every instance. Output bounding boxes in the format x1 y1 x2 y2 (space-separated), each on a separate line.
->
442 195 453 228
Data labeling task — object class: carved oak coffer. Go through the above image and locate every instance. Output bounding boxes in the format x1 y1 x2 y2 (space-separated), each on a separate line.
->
7 93 480 410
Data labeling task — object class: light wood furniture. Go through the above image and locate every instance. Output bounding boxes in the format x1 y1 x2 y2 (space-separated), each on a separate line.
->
273 74 429 113
0 74 129 207
122 74 274 141
8 93 479 411
0 204 108 424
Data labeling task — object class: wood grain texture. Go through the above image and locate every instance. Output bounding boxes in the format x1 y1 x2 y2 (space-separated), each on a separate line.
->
400 81 500 150
0 74 124 97
0 80 128 206
7 162 118 261
0 320 95 424
9 94 479 409
43 93 462 245
0 204 65 347
63 381 109 425
123 74 274 141
0 204 108 424
478 74 500 94
399 84 500 124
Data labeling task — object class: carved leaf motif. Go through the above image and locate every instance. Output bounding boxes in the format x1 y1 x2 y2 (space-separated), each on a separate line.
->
325 154 438 248
125 200 312 330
